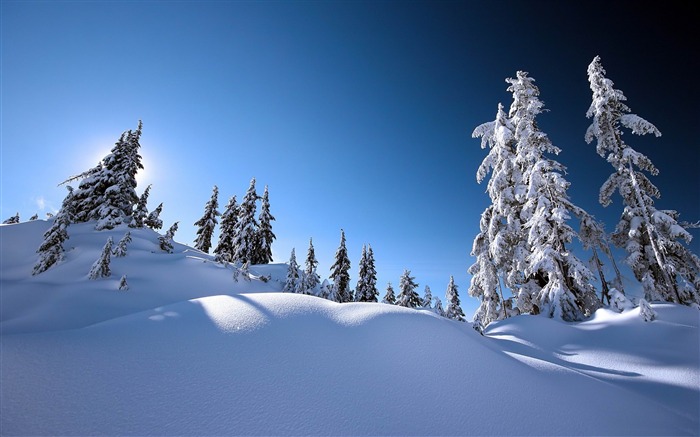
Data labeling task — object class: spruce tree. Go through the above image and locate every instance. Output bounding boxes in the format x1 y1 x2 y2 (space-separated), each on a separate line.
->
586 56 700 305
33 187 73 275
29 214 39 221
445 275 466 321
214 195 239 263
396 269 421 308
364 245 378 302
159 222 179 253
318 279 332 299
253 185 275 264
329 229 352 302
382 282 396 305
3 213 19 224
232 178 259 265
433 296 446 317
119 275 129 291
304 238 321 294
194 185 220 253
355 245 370 302
113 231 132 257
88 237 113 279
422 285 433 308
129 184 151 229
284 248 300 292
145 203 164 230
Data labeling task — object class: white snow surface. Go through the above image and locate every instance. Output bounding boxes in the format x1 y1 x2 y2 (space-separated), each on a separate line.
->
1 221 699 436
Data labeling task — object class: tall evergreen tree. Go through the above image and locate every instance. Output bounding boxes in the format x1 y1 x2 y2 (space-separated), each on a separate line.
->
586 56 700 305
329 229 352 302
396 269 421 308
129 184 151 229
284 248 300 292
362 245 378 302
32 187 73 275
469 205 505 327
253 185 276 264
421 285 433 308
355 245 370 302
113 231 132 257
445 276 465 321
232 178 259 265
304 238 321 294
159 222 179 253
145 202 163 230
194 185 220 253
382 282 396 305
214 195 239 263
88 237 113 279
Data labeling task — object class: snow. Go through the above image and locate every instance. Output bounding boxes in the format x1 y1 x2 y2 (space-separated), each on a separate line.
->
1 220 699 435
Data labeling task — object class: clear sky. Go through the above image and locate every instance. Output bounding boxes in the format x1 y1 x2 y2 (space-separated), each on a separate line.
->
2 1 698 316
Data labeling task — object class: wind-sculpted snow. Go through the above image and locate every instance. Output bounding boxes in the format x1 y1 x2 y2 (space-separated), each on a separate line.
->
1 221 698 435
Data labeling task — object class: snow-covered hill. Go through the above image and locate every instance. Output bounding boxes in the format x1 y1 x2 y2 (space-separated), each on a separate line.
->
1 221 698 436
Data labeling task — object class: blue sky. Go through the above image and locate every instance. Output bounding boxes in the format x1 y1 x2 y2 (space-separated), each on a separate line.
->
2 1 697 315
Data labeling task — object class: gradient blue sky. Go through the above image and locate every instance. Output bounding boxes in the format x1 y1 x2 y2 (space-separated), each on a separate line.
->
2 1 697 315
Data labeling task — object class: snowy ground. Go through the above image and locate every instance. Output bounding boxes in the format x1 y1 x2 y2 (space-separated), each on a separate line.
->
1 221 698 436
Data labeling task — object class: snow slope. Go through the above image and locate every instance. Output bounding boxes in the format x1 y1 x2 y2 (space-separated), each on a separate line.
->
1 221 698 436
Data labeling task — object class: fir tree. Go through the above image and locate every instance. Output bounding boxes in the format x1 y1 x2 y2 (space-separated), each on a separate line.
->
396 269 421 308
433 296 446 317
232 178 259 265
29 214 39 221
382 282 396 305
159 222 179 253
88 237 113 279
129 184 151 228
638 298 656 322
119 275 129 291
469 205 505 327
355 245 378 302
318 279 332 299
3 213 19 224
253 185 275 264
445 275 466 321
304 238 321 294
329 229 352 302
355 245 370 302
193 185 220 253
284 248 300 292
33 187 73 275
422 285 433 308
113 231 132 257
586 56 700 306
214 195 239 263
145 203 163 230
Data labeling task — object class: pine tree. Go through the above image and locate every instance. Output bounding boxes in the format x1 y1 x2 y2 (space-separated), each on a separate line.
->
469 205 505 326
445 275 465 321
433 296 446 317
88 237 113 279
159 222 179 253
318 279 332 299
145 203 163 230
129 184 151 228
396 269 421 308
33 188 73 275
284 248 300 292
638 298 656 322
29 214 39 221
113 231 132 257
214 195 239 263
329 229 352 302
253 185 275 264
355 245 370 302
119 275 129 291
304 238 321 294
421 285 433 308
3 213 19 224
382 282 396 305
232 178 259 265
361 245 378 302
586 56 700 306
193 185 220 253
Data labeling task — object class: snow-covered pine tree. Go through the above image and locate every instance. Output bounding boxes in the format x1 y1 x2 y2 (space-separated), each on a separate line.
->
145 203 163 230
318 279 332 300
304 238 321 294
193 185 220 253
3 213 19 224
231 178 259 265
577 211 624 304
445 275 465 321
329 229 352 303
119 275 129 291
363 245 378 302
214 195 239 263
433 296 446 317
88 237 113 279
253 185 275 264
129 184 151 229
469 205 505 327
586 56 700 306
422 285 433 308
506 71 600 321
113 231 132 257
382 282 396 305
32 187 73 275
638 298 656 322
284 248 300 292
159 222 179 253
355 245 369 302
396 269 421 308
29 214 39 221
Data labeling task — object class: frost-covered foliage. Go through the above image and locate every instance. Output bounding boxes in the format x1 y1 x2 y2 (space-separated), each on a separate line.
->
421 285 433 308
382 282 396 305
609 288 633 313
469 205 505 326
445 276 465 321
214 195 239 264
113 231 132 257
193 185 220 253
232 178 259 265
88 237 113 279
303 238 320 294
284 248 300 292
32 188 73 275
159 222 179 253
145 203 163 230
253 185 275 265
355 244 378 302
586 56 700 306
318 279 332 300
129 184 151 229
638 298 656 322
329 229 352 303
396 269 421 308
3 213 19 224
